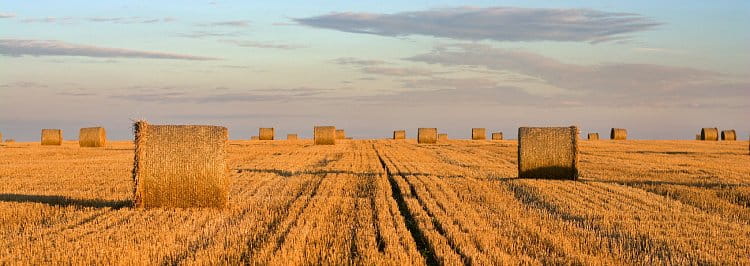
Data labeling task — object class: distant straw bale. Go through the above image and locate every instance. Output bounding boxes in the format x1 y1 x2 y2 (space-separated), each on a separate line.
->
610 128 627 140
701 128 718 141
287 134 298 140
132 121 229 208
393 130 406 140
721 130 736 141
336 129 346 139
695 134 701 140
315 126 336 145
472 128 486 140
438 133 448 141
250 136 259 140
418 128 437 144
0 131 2 143
518 126 579 180
259 128 274 140
492 132 503 140
41 129 62 146
79 127 107 147
588 133 599 140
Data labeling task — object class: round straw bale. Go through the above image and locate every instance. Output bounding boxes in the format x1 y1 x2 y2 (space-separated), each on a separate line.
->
314 126 336 145
518 126 579 180
721 129 736 141
393 130 406 140
132 121 229 208
418 128 437 144
335 129 346 139
250 136 259 140
438 133 448 141
259 128 274 140
587 133 599 140
287 134 298 140
701 128 718 141
492 132 503 140
41 129 63 145
79 127 107 147
610 128 627 140
695 134 701 140
472 128 486 140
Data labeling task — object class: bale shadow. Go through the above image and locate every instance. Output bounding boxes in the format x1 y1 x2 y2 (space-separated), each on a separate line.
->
0 193 131 209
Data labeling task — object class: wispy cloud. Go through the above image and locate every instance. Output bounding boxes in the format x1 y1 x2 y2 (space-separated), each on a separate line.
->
87 16 176 24
360 66 435 76
197 20 250 27
296 6 661 43
0 12 15 18
0 39 220 60
219 39 305 50
333 57 386 66
175 31 242 38
21 16 75 24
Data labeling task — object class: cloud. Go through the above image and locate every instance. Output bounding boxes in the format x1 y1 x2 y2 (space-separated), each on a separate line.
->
21 16 74 24
175 31 241 38
0 39 220 60
0 13 15 18
333 57 386 66
295 6 661 43
402 77 498 89
111 87 333 103
219 39 305 50
197 20 250 27
87 16 176 24
360 66 435 76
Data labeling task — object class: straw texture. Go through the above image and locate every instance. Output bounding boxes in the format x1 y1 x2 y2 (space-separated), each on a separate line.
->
492 132 503 140
79 127 107 147
438 133 448 141
610 128 627 140
721 130 736 141
588 133 599 140
41 129 62 146
701 128 718 141
287 134 298 140
393 130 406 140
259 128 274 140
336 129 346 139
418 128 437 144
314 126 336 145
472 128 486 140
518 126 579 180
132 121 229 208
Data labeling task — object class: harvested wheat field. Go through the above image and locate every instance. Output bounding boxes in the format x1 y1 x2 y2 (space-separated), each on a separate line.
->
1 138 749 265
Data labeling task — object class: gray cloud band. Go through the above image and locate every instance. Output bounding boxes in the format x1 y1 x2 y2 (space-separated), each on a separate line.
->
0 39 220 60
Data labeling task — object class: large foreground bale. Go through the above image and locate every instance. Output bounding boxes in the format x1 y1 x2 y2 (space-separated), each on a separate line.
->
492 132 503 140
41 129 62 145
315 126 336 145
287 134 298 140
438 133 448 141
259 128 274 140
701 128 718 141
132 121 229 208
79 127 107 147
518 126 579 180
418 128 437 144
721 130 736 141
610 128 627 140
393 130 406 140
472 128 486 140
588 133 599 140
335 129 346 139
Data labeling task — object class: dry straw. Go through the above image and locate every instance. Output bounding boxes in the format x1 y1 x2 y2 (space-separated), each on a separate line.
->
518 126 579 180
41 129 62 146
472 128 486 140
492 132 503 140
259 128 274 140
250 136 259 140
335 129 346 139
438 133 448 141
79 127 107 147
287 134 298 140
588 133 599 140
701 128 718 141
315 126 336 145
418 128 437 144
610 128 627 140
393 130 406 140
721 130 736 141
132 121 229 208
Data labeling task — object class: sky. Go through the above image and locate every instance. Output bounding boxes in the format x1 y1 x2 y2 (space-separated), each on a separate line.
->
1 1 748 141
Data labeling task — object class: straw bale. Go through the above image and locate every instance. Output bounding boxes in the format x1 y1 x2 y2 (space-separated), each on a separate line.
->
518 126 579 180
721 130 736 141
588 133 599 140
315 126 336 145
610 128 627 140
472 128 486 140
701 128 718 141
335 129 346 139
393 130 406 140
418 128 437 144
79 127 107 147
259 128 274 140
492 132 503 140
41 129 62 145
438 133 448 141
287 134 298 140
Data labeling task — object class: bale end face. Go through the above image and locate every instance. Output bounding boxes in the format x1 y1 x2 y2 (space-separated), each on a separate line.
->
472 128 486 140
701 128 719 141
610 128 627 140
314 126 336 145
132 121 229 208
393 130 406 140
418 128 438 144
41 129 63 146
79 127 107 147
491 132 503 140
587 133 599 140
259 128 274 140
721 130 736 141
518 126 579 180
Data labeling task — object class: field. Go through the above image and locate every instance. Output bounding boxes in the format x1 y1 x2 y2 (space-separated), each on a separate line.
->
0 139 749 264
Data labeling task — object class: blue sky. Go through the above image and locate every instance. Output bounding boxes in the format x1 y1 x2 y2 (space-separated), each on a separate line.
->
1 1 748 141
